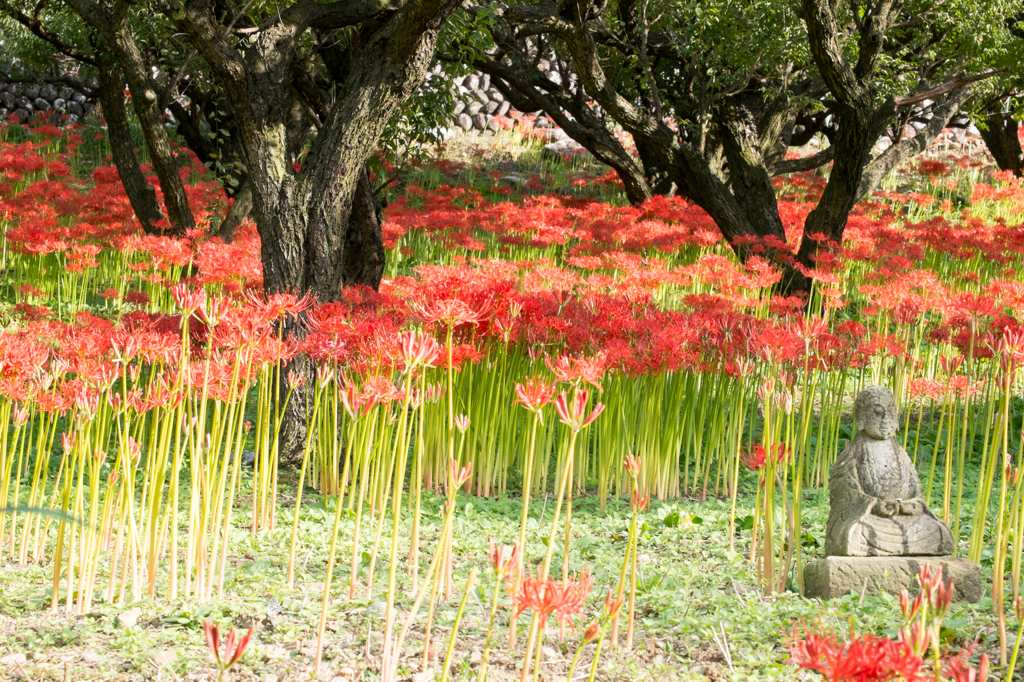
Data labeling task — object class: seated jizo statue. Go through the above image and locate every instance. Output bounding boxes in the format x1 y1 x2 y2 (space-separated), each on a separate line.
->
825 386 954 557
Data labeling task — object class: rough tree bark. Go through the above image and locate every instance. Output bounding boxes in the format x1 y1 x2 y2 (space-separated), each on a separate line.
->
97 59 168 235
65 0 197 236
168 0 461 459
794 0 903 287
978 110 1024 177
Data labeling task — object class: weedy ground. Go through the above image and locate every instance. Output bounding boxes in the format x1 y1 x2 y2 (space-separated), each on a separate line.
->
0 471 1000 682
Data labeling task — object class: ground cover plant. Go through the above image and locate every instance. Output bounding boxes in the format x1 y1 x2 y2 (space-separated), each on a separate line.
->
0 114 1019 682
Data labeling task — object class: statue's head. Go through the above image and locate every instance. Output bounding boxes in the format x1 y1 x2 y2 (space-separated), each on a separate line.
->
855 386 899 440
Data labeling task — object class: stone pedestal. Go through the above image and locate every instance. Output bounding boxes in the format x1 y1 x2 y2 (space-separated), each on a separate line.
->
804 556 981 602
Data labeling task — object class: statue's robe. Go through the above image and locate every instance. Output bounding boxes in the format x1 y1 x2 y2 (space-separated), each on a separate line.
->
825 433 954 557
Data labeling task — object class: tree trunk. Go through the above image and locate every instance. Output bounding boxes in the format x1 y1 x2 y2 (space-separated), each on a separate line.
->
65 0 197 236
978 110 1024 177
213 180 253 243
97 60 166 235
171 0 459 462
343 169 386 288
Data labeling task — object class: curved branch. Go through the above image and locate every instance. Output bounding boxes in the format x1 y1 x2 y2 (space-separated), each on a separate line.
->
0 0 99 65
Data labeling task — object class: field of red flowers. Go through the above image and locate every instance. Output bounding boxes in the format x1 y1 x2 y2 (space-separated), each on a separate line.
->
0 118 1019 681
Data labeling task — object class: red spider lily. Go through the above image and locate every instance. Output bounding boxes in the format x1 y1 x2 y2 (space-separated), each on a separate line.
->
449 457 472 487
546 354 606 391
583 620 601 642
742 446 767 471
510 570 594 632
899 589 924 622
196 296 232 328
624 454 642 477
415 297 493 328
488 539 520 576
743 443 792 471
202 621 254 674
553 389 604 433
944 645 989 682
399 330 441 368
246 290 316 321
898 620 932 658
947 293 1000 327
630 490 649 511
287 369 307 389
339 381 371 419
938 354 964 376
171 283 205 314
361 375 401 407
454 414 470 433
916 564 954 617
788 628 925 682
513 377 555 413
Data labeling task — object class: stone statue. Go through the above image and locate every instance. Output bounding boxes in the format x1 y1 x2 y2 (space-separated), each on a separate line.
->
824 386 954 557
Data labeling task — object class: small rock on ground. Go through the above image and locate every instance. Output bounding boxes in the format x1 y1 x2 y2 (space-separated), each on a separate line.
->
116 607 142 628
0 653 26 666
152 650 177 666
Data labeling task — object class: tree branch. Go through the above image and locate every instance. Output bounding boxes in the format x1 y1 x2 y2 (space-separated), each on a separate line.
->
893 70 1002 108
771 146 835 176
0 0 99 66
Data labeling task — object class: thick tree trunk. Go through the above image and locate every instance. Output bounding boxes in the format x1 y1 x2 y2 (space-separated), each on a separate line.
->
979 111 1024 177
172 0 458 462
790 0 901 295
97 60 166 235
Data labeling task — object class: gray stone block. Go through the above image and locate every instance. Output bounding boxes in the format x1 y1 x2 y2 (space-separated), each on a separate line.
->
457 113 473 130
804 556 981 602
471 113 487 130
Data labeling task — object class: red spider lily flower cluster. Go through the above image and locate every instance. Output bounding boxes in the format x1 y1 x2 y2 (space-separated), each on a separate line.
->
513 376 556 413
509 569 594 632
742 443 790 471
788 628 925 682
